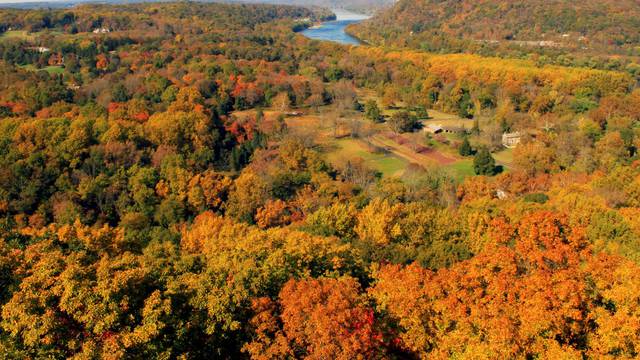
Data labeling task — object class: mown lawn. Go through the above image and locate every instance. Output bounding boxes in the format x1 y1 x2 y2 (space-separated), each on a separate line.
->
493 148 514 168
446 149 514 180
19 64 65 74
0 29 66 41
447 159 475 180
325 138 408 177
0 30 34 41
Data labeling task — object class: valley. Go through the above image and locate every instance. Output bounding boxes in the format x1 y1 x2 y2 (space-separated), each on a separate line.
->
0 1 638 359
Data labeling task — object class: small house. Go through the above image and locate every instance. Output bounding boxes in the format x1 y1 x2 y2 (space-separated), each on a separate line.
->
424 124 443 134
502 131 522 148
93 28 111 34
441 126 466 134
28 46 50 53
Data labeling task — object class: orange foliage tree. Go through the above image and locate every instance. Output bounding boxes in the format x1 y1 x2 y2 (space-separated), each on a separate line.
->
245 277 388 360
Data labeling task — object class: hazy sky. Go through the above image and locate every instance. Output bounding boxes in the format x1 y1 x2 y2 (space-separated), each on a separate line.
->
0 0 379 11
0 0 73 4
0 0 66 3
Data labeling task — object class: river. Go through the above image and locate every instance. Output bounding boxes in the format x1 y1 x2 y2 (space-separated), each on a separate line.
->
301 9 369 45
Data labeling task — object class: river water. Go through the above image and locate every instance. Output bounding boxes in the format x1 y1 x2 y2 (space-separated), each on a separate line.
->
301 9 369 45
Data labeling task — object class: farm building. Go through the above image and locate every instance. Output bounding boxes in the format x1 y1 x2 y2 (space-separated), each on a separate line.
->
424 124 443 134
441 126 466 134
27 47 50 53
424 124 466 135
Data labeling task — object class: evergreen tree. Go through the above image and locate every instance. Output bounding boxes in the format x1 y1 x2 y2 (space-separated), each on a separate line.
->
456 89 474 119
415 106 429 119
473 146 496 175
111 83 130 102
459 137 473 156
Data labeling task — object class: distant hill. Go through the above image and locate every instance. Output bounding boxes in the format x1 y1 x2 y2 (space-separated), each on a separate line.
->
227 0 394 15
0 0 394 14
350 0 640 54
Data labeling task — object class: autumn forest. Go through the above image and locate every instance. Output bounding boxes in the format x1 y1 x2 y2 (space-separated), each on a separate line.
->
0 1 639 359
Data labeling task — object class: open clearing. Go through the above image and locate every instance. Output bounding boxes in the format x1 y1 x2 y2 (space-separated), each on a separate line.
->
493 148 514 169
19 64 65 74
424 109 475 128
0 30 34 41
232 103 509 181
325 138 409 177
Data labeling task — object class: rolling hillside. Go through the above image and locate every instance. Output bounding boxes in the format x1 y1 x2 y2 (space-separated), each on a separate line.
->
350 0 640 54
228 0 395 14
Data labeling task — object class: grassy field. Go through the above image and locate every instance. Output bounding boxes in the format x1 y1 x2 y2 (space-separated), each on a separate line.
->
493 148 514 168
0 30 34 41
424 109 475 128
19 64 65 74
325 138 409 177
447 159 475 180
0 29 66 42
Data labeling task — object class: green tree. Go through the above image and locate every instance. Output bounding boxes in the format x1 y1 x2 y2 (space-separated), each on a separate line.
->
456 88 474 119
459 137 473 156
415 106 429 119
324 66 344 82
388 111 418 133
364 100 382 123
473 146 496 175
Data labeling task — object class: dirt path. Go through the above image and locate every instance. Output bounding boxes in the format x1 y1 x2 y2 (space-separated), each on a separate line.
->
368 134 458 167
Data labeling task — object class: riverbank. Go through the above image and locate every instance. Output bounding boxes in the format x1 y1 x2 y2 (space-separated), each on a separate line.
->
300 9 370 45
343 22 369 46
